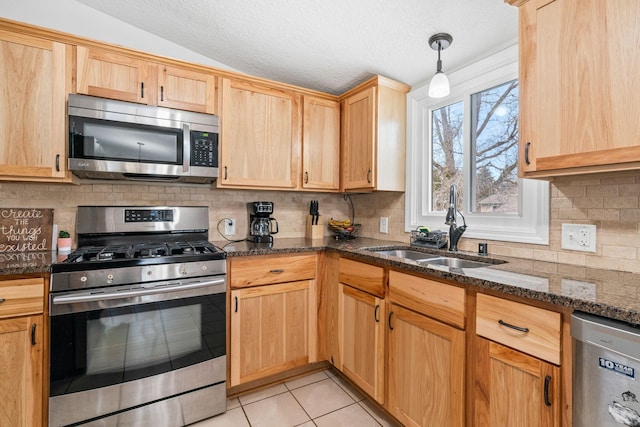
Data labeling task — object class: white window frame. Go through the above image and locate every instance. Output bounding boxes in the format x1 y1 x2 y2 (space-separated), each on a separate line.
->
405 45 549 245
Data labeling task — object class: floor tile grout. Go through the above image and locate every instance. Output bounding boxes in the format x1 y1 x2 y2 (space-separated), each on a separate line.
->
200 369 392 427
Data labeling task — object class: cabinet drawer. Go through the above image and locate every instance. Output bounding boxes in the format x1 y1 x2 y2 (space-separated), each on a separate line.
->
389 271 465 329
0 278 45 318
339 258 385 298
230 253 316 288
476 293 561 365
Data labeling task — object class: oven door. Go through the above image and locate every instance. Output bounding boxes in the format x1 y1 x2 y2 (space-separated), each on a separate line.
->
49 277 226 426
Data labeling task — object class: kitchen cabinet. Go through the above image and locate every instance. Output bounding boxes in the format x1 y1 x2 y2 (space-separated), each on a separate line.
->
76 46 216 113
387 271 466 427
0 30 71 181
229 253 317 386
218 78 301 189
474 337 560 427
0 278 45 427
512 0 640 177
337 258 386 403
340 75 410 192
474 293 562 426
301 96 340 191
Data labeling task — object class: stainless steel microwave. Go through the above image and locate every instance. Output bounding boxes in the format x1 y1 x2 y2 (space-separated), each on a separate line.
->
68 94 219 183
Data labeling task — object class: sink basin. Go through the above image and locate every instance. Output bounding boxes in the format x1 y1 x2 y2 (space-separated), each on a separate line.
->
369 249 440 261
417 257 492 269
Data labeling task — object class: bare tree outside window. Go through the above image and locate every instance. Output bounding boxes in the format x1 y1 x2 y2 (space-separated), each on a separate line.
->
471 80 519 213
430 79 519 215
431 101 463 211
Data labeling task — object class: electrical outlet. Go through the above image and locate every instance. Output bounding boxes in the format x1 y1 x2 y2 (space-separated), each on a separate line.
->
561 224 596 252
380 217 389 234
224 218 236 236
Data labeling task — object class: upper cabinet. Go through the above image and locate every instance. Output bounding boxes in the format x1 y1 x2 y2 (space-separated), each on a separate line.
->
76 46 217 114
302 96 340 191
218 77 301 189
340 76 410 192
0 30 71 182
513 0 640 177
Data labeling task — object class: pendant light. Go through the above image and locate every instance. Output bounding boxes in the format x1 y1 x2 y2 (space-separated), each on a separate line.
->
428 33 453 98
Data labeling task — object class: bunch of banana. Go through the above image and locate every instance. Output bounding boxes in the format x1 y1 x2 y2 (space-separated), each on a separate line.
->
328 218 352 228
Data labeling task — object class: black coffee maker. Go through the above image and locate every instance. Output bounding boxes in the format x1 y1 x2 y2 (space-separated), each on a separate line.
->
247 201 279 243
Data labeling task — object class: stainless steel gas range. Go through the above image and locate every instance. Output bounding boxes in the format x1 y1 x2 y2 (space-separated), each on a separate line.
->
49 206 226 427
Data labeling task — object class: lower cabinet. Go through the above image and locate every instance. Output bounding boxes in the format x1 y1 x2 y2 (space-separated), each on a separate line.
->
387 271 466 427
474 293 563 427
474 337 560 427
0 278 45 427
387 304 465 427
230 280 316 387
339 283 385 403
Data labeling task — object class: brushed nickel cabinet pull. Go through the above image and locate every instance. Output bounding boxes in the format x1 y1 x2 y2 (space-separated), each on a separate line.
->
525 142 531 165
374 304 380 323
498 319 530 333
388 311 394 330
269 269 284 273
56 154 60 172
366 169 372 184
224 166 228 180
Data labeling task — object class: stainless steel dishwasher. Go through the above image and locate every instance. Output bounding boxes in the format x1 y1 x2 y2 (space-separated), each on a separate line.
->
572 312 640 427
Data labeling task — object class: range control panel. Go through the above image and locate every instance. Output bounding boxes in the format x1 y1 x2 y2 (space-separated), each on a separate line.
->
124 209 174 223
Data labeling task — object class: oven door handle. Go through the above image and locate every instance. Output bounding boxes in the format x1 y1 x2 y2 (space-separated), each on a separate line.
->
52 278 225 305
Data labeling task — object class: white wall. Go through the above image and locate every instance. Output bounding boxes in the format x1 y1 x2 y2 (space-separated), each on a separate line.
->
1 0 238 71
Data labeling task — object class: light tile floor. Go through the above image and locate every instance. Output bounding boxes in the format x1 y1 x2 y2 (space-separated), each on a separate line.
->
191 369 399 427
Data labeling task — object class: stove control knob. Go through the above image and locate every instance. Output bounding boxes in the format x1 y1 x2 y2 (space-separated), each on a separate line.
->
107 274 114 283
202 265 207 271
80 276 87 282
180 265 188 275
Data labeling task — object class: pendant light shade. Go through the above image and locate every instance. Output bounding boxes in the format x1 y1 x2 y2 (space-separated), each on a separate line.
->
428 33 453 98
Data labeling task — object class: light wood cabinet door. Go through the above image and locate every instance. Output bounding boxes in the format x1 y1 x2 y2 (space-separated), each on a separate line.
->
218 78 301 189
76 45 157 105
77 47 217 114
387 303 465 427
341 86 376 191
157 64 216 114
302 96 340 191
474 337 560 427
230 280 317 386
0 315 43 427
0 31 70 180
339 284 385 403
518 0 640 176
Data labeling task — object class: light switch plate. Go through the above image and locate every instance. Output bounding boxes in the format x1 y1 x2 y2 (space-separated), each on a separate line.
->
561 224 596 252
380 217 389 234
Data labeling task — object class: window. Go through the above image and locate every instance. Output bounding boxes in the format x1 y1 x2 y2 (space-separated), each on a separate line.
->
406 45 548 245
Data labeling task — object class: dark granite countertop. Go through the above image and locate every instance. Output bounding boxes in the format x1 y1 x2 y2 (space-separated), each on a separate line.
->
217 237 640 326
5 237 639 325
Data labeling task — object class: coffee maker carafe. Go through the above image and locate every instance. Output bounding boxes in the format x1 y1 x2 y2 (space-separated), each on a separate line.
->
248 201 279 243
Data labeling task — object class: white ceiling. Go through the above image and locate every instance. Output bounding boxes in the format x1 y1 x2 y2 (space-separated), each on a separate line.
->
75 0 518 95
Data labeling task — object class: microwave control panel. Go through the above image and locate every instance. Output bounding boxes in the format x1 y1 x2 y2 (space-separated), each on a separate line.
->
191 131 218 167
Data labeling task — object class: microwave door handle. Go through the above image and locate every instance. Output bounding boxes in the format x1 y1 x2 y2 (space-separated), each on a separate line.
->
183 123 191 173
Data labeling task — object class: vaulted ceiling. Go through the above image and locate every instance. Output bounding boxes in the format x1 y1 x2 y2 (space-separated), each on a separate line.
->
76 0 518 94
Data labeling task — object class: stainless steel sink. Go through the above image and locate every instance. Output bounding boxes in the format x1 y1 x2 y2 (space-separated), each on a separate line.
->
369 249 440 261
417 257 491 269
